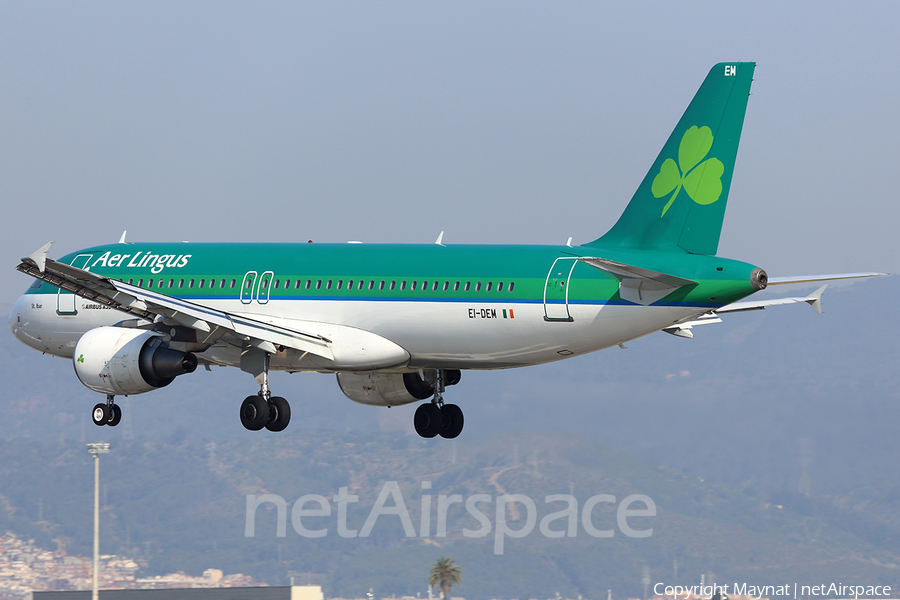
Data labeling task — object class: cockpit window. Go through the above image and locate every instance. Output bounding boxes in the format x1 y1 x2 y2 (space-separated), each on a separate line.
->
29 280 43 290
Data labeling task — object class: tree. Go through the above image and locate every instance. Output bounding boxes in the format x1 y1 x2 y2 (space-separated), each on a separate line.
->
429 556 462 600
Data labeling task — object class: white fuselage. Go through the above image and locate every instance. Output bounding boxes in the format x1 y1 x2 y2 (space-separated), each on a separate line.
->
9 292 698 372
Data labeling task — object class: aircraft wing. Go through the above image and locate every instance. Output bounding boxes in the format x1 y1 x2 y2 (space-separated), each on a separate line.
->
15 243 334 360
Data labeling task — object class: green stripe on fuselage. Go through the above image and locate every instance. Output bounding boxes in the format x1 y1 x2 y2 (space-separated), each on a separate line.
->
27 242 761 310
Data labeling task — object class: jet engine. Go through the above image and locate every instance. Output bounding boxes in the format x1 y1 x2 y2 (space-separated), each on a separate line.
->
73 326 198 395
336 370 461 406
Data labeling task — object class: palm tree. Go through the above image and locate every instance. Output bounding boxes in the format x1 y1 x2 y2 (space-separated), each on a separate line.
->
429 556 462 600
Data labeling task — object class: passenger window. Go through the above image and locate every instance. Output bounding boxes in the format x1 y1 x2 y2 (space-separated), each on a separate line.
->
464 282 471 292
179 279 184 288
454 281 460 291
389 281 395 291
169 279 175 288
359 280 365 290
199 279 204 289
189 279 194 289
411 281 417 291
498 282 504 292
230 279 236 289
486 282 492 292
379 281 385 291
337 280 343 290
274 279 280 289
443 282 448 291
509 282 515 292
316 280 322 290
475 282 482 292
327 280 332 290
148 279 154 288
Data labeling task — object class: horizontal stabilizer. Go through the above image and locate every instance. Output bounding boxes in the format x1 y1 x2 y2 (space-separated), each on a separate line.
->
718 284 829 314
767 272 886 285
578 257 696 306
666 284 832 340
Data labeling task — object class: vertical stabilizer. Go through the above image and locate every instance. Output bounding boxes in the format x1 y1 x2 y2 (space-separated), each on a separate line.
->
587 62 755 255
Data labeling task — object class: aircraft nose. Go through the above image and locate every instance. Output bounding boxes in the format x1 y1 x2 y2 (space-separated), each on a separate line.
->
9 294 28 340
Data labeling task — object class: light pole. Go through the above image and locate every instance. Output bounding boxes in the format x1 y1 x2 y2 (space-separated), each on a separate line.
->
87 443 110 600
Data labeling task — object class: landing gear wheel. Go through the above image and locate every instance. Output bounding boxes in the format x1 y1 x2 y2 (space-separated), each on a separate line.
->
92 404 109 427
265 396 291 432
414 403 443 438
439 404 464 439
107 404 122 427
240 395 270 431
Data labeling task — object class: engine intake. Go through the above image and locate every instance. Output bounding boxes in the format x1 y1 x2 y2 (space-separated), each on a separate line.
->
74 326 197 395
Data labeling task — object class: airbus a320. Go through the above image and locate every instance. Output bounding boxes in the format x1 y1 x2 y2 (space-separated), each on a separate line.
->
9 63 882 438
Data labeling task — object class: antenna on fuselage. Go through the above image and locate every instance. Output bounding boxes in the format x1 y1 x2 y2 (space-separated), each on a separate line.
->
435 231 445 246
118 230 127 244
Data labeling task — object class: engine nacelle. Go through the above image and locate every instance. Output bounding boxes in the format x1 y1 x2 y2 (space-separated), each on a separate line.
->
336 370 460 406
73 327 198 395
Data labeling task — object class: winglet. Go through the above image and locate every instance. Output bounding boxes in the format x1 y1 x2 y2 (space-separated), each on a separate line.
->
22 241 54 273
805 285 827 314
118 230 127 244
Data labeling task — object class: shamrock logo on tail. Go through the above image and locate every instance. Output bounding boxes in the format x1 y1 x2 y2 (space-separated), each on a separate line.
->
651 125 724 217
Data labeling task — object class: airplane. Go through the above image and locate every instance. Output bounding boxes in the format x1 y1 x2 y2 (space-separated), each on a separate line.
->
9 62 883 438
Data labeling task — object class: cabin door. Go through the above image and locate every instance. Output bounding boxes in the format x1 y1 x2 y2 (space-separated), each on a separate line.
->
543 258 576 322
57 254 93 314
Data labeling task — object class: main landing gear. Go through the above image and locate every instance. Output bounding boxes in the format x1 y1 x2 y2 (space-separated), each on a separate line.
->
92 394 122 427
239 355 291 433
413 369 464 439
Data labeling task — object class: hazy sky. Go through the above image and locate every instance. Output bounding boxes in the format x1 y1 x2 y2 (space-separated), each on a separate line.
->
2 1 898 312
2 3 899 534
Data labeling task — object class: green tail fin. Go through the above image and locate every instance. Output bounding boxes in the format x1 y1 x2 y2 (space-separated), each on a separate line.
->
587 62 755 255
